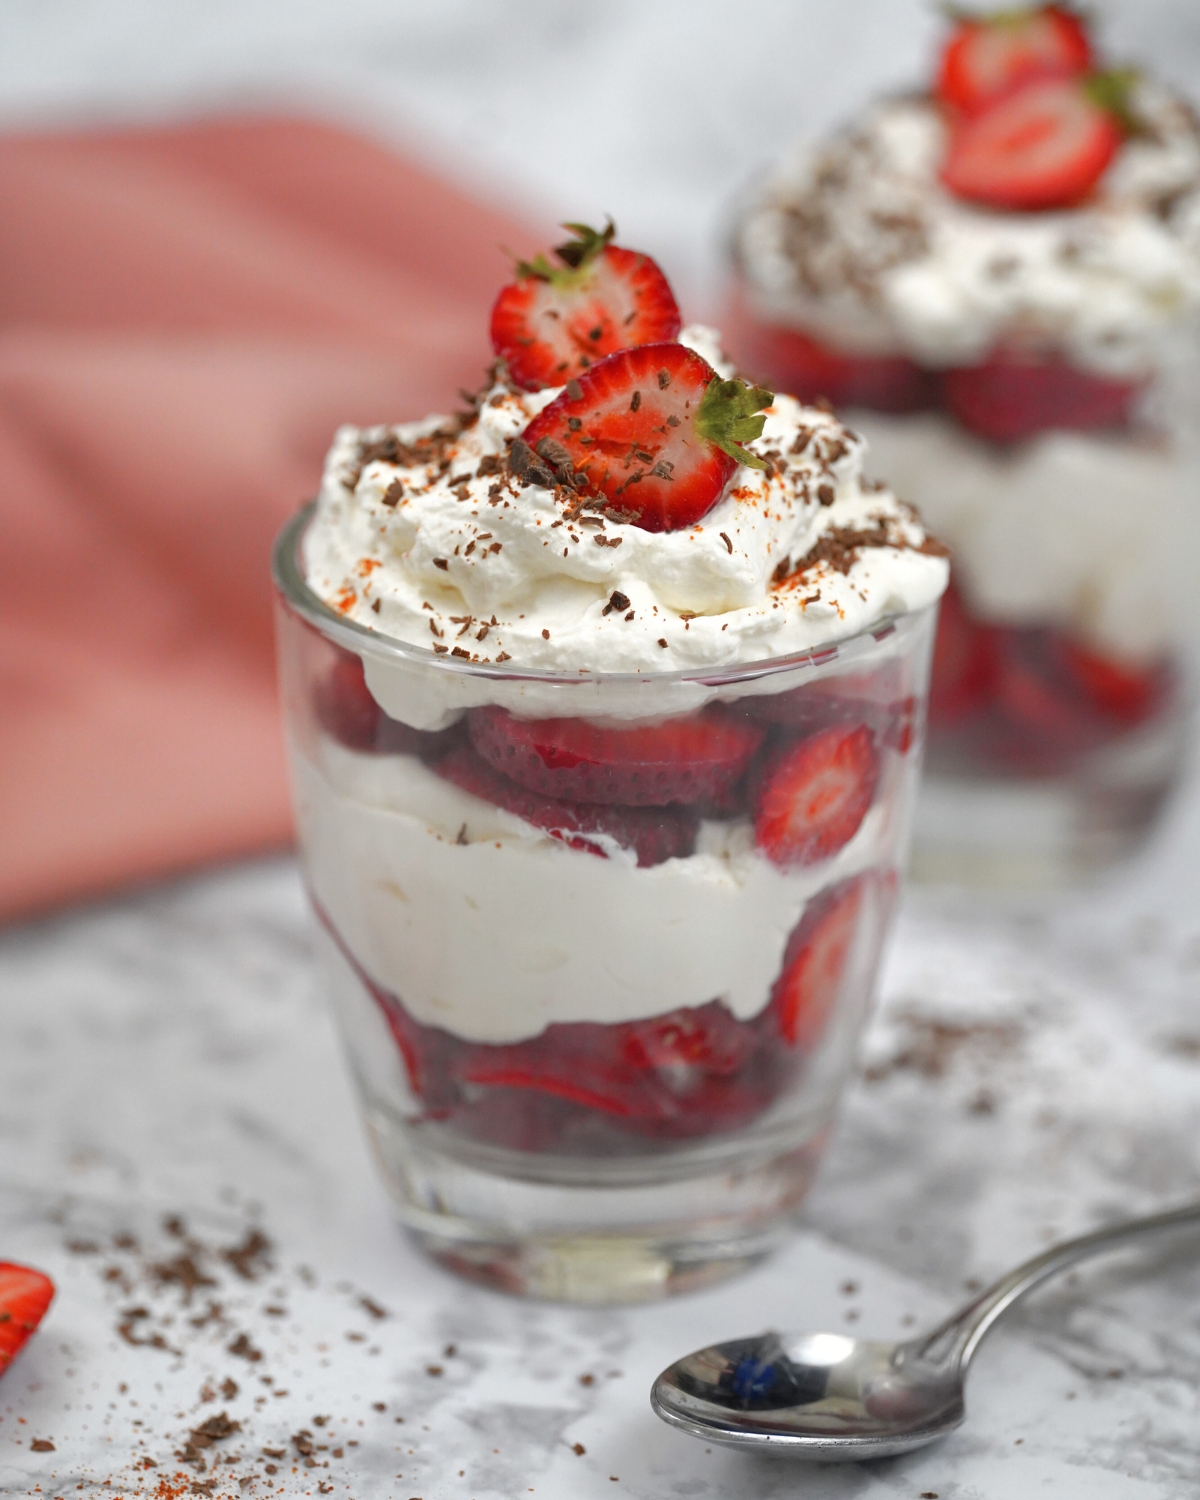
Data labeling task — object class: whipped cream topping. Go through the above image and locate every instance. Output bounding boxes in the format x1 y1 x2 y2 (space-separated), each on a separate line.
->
302 326 947 725
736 87 1200 377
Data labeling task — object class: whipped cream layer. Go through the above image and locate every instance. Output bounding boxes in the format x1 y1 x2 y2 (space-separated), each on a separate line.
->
295 739 903 1044
854 410 1193 659
737 87 1200 377
302 327 947 727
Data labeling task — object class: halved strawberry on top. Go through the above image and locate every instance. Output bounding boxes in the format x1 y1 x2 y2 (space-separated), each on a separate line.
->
468 703 765 807
941 74 1123 211
490 221 681 390
754 723 880 867
936 5 1093 117
521 341 773 531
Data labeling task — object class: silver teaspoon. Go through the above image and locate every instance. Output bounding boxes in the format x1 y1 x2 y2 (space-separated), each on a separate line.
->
652 1200 1200 1462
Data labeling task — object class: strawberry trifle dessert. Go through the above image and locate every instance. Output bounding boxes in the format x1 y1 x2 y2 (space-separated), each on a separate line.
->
732 6 1200 881
274 223 948 1299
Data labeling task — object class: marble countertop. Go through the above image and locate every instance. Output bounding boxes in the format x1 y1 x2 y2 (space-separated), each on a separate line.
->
3 746 1200 1499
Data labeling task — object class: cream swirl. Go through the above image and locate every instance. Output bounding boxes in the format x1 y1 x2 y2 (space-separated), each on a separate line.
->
302 326 947 697
736 86 1200 377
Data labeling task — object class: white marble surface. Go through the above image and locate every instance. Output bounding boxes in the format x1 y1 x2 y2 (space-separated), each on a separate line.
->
4 3 1200 1494
2 747 1200 1499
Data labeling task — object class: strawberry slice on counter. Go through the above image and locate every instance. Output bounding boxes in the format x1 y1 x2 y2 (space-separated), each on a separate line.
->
769 878 867 1050
940 353 1140 441
941 75 1122 211
520 341 774 531
936 5 1092 116
754 723 880 867
468 704 765 807
490 221 681 390
434 741 697 865
0 1262 54 1377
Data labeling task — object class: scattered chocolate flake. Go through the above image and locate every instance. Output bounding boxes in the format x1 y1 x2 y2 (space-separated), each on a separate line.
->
719 531 733 554
572 1442 586 1456
496 651 512 661
151 1254 217 1302
602 590 631 616
221 1377 239 1399
227 1332 263 1363
816 483 835 507
772 556 791 584
656 368 671 389
30 1439 55 1452
382 479 404 507
508 436 558 488
542 628 550 640
534 437 578 488
426 1364 444 1377
433 558 449 571
566 378 584 400
222 1228 272 1281
657 638 668 648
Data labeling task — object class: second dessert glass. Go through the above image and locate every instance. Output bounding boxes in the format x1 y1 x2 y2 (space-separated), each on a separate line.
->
275 507 937 1302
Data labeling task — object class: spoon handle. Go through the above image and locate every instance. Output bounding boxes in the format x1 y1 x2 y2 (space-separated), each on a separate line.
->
917 1200 1200 1372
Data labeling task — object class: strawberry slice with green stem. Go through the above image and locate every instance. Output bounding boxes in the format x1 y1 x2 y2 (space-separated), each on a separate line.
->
941 74 1126 211
754 723 880 867
490 221 681 390
521 341 773 531
0 1262 54 1376
936 5 1093 116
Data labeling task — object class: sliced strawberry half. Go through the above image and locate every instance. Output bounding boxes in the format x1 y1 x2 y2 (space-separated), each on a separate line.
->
769 878 867 1050
468 704 765 808
314 647 461 757
520 342 773 531
937 6 1092 117
941 76 1121 211
0 1262 54 1377
490 221 681 390
754 723 880 867
940 353 1140 441
434 741 697 865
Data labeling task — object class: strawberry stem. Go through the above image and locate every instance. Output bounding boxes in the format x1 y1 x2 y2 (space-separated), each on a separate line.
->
515 220 617 286
695 377 774 470
1083 67 1143 135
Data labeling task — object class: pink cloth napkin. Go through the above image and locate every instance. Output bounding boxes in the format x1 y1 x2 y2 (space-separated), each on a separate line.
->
0 115 545 922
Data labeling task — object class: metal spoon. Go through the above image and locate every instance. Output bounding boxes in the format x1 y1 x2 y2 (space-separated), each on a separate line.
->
652 1200 1200 1461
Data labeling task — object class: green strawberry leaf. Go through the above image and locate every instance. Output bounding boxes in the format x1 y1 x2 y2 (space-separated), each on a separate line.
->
515 220 616 285
695 377 775 470
1084 67 1145 136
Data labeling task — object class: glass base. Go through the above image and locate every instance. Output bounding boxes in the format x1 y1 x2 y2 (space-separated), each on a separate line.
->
912 702 1189 886
362 1105 829 1303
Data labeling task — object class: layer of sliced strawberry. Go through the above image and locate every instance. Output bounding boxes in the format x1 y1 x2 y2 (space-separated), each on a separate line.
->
937 5 1092 116
768 878 867 1050
434 741 697 865
0 1262 55 1376
731 320 936 415
754 724 880 867
928 577 997 725
520 342 773 531
941 75 1121 211
490 221 681 390
314 648 462 757
468 704 765 808
744 661 919 753
940 353 1140 441
1052 636 1164 725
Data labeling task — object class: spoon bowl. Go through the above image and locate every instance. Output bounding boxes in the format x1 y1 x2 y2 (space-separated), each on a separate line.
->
652 1201 1200 1461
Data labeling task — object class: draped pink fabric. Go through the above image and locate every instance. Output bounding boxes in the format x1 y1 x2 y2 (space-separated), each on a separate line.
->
0 116 546 922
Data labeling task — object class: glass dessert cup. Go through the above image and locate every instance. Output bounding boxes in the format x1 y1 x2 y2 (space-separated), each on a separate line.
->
274 505 937 1302
727 298 1195 886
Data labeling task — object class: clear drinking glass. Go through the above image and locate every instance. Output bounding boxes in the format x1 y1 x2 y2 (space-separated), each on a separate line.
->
274 504 937 1302
728 280 1197 887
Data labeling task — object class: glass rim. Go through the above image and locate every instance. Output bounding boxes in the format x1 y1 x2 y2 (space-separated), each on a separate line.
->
273 502 931 691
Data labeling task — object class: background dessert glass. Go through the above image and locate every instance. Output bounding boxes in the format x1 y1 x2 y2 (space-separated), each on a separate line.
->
275 505 937 1302
729 84 1200 886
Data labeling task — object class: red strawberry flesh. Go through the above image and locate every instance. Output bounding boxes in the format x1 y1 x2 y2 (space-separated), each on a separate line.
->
941 76 1121 211
770 878 866 1049
941 354 1140 441
520 342 772 532
490 228 681 391
0 1262 54 1376
937 5 1093 116
468 704 765 807
434 740 697 865
754 723 880 867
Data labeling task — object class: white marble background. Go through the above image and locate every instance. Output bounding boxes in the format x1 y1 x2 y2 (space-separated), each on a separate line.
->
3 3 1200 1496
